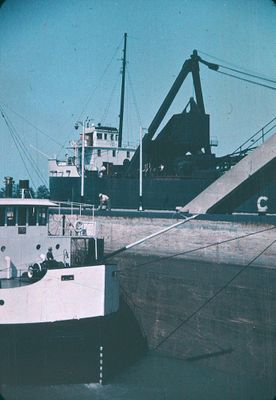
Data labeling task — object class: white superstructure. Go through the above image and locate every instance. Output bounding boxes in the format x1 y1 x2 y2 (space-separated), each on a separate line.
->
0 197 119 324
0 198 69 279
49 122 136 177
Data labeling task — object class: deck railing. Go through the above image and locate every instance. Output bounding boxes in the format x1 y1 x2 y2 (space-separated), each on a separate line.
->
51 201 96 217
48 201 98 237
231 117 276 156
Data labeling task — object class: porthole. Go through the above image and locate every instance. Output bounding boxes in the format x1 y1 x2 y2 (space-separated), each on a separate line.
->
36 244 41 250
0 300 4 306
1 246 6 252
56 244 60 250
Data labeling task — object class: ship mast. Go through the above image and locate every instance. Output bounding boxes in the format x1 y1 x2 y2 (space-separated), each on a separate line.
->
118 32 127 148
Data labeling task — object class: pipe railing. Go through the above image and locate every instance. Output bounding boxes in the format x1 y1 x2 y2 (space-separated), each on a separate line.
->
231 117 276 156
51 200 96 218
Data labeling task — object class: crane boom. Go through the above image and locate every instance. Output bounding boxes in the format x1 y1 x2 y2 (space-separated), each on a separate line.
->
126 50 218 174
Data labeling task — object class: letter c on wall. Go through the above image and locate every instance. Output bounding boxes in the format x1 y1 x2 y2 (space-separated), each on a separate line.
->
257 196 268 213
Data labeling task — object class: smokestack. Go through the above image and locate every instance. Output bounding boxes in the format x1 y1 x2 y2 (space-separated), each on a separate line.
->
19 180 29 198
4 176 14 198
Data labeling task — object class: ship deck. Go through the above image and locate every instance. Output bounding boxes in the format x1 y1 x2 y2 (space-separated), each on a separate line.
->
0 277 30 289
50 206 276 225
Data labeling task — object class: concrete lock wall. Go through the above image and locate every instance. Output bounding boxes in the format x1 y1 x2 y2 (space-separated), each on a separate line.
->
96 216 276 268
48 213 276 386
49 213 276 267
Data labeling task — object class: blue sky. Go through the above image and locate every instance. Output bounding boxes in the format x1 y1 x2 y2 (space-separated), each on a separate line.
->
0 0 275 189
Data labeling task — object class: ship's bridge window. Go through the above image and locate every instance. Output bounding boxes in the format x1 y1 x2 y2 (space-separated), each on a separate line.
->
110 134 114 140
28 206 37 226
97 149 101 157
6 207 16 226
116 135 118 140
97 133 103 139
127 151 130 158
18 206 27 226
104 134 107 140
0 208 4 226
38 207 47 226
112 150 116 157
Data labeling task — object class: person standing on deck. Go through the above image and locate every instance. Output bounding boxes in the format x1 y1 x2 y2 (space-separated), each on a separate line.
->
46 247 54 261
98 193 111 210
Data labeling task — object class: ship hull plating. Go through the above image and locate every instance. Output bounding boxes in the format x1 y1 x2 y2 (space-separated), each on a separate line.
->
0 299 146 384
49 173 276 213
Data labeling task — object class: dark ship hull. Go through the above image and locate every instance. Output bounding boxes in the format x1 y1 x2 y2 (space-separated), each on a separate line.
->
0 298 146 385
49 171 276 214
50 173 215 210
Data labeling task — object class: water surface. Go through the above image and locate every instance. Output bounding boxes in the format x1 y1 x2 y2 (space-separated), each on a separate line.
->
1 352 274 400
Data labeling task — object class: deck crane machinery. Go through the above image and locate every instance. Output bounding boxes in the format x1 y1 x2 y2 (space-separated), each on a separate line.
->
126 50 219 176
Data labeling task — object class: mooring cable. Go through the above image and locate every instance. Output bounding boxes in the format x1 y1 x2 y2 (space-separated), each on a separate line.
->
118 224 276 273
153 238 276 350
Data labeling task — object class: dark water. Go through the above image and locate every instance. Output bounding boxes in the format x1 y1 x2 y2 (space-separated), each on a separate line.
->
1 352 275 400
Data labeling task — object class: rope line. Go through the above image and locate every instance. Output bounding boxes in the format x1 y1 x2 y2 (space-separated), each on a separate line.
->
76 37 124 122
153 238 276 350
1 107 38 188
127 68 143 128
117 225 276 272
100 72 121 124
220 65 276 85
0 106 48 184
0 102 62 146
56 38 124 157
198 50 276 83
216 70 276 91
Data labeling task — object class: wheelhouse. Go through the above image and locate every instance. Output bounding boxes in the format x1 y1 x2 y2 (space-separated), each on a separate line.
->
0 199 54 228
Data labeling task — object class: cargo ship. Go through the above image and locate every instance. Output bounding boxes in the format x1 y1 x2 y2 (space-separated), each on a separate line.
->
48 35 276 214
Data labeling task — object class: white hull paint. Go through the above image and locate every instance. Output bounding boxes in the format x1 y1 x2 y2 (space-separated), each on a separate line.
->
0 264 119 324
